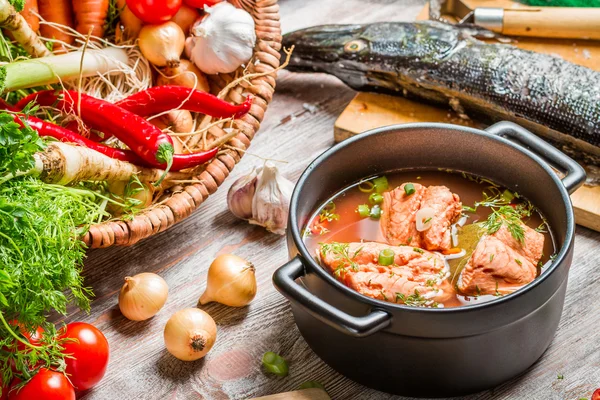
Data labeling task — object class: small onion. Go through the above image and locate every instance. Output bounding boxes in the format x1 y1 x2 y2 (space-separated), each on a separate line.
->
119 273 169 321
139 22 185 68
164 308 217 361
416 207 436 232
156 60 210 92
170 4 201 34
199 254 257 307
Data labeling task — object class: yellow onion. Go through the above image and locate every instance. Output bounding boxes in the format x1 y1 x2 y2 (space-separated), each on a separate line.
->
199 254 257 307
164 308 217 361
156 60 210 92
170 4 200 34
119 273 169 321
139 22 185 68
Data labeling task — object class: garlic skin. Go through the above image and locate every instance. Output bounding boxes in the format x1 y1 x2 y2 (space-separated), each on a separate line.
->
185 2 256 74
227 167 259 220
250 163 294 235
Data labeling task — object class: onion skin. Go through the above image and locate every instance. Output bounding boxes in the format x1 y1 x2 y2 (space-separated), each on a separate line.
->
164 308 217 361
139 22 185 68
199 254 257 307
156 60 210 92
119 273 168 321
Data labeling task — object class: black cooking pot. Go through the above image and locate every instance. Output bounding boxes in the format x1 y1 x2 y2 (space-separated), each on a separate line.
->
273 122 586 397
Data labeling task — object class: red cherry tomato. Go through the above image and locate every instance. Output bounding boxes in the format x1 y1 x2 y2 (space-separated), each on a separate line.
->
182 0 222 7
59 322 109 392
126 0 182 24
592 388 600 400
1 382 8 400
8 369 75 400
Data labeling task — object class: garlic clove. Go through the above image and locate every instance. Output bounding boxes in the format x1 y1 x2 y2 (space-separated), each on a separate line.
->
227 167 261 220
249 162 294 235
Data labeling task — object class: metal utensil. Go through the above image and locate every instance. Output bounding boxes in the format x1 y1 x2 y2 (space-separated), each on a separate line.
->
432 0 600 40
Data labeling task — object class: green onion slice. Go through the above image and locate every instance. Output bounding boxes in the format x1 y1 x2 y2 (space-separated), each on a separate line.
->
357 204 370 218
378 249 395 266
373 176 389 193
369 192 384 204
501 189 515 203
369 205 381 219
358 180 375 193
262 352 289 377
404 183 415 196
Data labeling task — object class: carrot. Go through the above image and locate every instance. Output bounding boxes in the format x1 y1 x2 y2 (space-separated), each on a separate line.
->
443 247 463 255
73 0 109 39
20 0 39 32
38 0 74 51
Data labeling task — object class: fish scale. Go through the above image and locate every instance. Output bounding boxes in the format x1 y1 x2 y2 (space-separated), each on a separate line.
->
284 21 600 160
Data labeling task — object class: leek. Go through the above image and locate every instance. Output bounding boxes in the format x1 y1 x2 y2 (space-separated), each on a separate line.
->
0 47 129 93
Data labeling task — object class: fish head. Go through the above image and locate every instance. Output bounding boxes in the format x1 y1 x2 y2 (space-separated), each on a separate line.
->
282 23 462 90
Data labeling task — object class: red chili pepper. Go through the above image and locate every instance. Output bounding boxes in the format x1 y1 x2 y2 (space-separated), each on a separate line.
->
11 114 149 164
115 86 253 119
11 114 218 171
17 90 175 169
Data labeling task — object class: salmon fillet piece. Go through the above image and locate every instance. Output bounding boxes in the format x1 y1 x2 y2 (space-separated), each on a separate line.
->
457 224 544 296
380 183 462 251
318 242 454 307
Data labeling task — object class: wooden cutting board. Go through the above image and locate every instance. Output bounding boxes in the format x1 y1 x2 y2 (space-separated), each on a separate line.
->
333 0 600 232
251 388 330 400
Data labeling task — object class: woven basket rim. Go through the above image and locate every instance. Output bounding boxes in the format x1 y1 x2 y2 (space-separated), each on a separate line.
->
82 0 282 248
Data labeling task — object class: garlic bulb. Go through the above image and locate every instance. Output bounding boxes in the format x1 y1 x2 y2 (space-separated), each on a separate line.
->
227 163 294 235
227 167 259 220
185 2 256 74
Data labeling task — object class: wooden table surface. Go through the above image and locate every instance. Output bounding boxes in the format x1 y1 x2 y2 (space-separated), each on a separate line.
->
69 1 600 399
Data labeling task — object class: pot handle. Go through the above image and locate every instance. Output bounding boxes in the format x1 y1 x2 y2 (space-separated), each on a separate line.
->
273 256 392 338
485 121 586 194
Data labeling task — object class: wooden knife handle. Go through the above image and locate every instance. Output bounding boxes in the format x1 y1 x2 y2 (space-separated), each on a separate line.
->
502 8 600 40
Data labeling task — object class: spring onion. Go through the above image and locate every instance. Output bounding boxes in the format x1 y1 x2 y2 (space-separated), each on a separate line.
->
357 204 370 218
373 176 388 193
369 192 383 204
404 183 415 195
262 351 289 377
378 249 395 266
501 189 515 203
358 180 374 193
369 204 381 219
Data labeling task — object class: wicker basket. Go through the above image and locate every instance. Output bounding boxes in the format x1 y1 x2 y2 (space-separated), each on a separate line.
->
81 0 282 248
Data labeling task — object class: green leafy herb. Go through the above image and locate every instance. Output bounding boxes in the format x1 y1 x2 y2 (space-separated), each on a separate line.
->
490 254 495 262
0 113 44 181
425 279 436 287
395 289 437 308
262 352 288 377
557 374 564 380
515 258 522 266
413 247 424 254
462 205 477 213
380 290 388 301
320 242 360 276
406 236 413 244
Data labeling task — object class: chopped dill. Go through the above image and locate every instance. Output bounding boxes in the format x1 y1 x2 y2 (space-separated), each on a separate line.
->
319 201 340 223
395 289 438 308
413 248 424 254
425 279 436 287
515 258 522 266
320 242 360 275
380 290 388 301
490 254 495 262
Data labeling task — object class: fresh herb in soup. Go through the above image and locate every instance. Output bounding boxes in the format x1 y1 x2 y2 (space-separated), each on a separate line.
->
303 171 555 309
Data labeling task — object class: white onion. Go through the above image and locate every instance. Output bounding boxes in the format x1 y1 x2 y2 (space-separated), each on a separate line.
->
444 249 467 260
451 224 459 247
416 207 436 232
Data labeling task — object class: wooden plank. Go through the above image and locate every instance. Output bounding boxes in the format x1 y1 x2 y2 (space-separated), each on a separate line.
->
336 0 600 232
252 388 330 400
67 1 600 400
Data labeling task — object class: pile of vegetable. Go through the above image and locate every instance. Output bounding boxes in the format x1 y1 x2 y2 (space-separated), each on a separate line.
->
0 0 277 396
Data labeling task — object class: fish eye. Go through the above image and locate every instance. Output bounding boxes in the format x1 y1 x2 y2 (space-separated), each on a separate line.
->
344 40 366 53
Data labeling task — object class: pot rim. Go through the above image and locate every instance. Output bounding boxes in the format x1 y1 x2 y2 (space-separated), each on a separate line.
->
289 122 575 313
